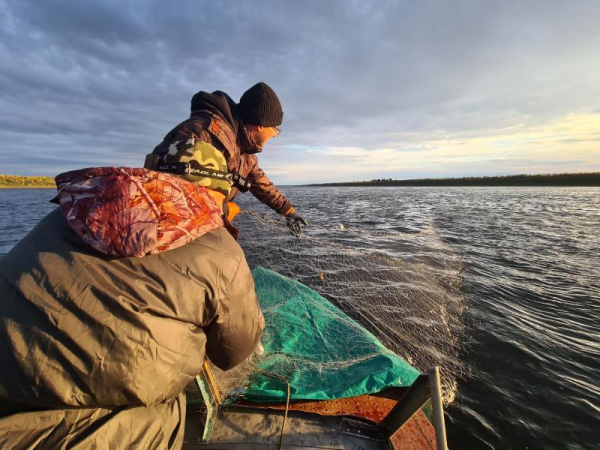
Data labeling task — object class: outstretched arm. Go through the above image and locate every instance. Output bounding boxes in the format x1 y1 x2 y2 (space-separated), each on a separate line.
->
246 157 308 235
247 159 293 215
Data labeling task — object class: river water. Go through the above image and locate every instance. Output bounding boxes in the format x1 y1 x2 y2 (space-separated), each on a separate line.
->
1 186 599 449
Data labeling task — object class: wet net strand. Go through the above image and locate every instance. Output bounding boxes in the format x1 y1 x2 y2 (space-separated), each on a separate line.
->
211 210 467 405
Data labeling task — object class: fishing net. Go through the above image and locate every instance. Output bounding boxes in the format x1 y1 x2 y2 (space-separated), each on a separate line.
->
245 266 421 402
208 210 466 405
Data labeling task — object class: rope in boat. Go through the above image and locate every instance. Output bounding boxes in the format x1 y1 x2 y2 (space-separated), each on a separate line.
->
255 369 291 449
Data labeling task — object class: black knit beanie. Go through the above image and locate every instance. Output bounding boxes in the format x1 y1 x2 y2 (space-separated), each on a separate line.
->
238 82 283 126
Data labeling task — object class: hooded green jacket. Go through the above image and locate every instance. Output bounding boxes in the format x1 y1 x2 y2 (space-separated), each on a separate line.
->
0 169 264 448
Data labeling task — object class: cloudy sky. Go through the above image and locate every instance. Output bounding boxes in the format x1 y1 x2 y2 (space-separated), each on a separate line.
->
1 0 599 184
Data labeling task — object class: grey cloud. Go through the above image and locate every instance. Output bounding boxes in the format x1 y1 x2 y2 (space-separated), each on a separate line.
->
558 138 600 144
1 0 600 180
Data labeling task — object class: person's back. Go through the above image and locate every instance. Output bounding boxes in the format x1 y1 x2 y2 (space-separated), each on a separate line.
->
0 163 263 448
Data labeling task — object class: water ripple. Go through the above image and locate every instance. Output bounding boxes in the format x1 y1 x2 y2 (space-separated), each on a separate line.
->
2 186 599 449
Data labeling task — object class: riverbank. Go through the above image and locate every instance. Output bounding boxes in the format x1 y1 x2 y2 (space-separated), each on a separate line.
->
0 186 54 189
0 175 55 188
311 172 600 187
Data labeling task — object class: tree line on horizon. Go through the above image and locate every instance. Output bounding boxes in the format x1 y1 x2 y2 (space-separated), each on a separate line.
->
2 172 600 188
0 175 55 187
314 172 600 187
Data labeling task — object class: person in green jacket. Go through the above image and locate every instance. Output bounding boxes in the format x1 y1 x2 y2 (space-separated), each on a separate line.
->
0 144 263 449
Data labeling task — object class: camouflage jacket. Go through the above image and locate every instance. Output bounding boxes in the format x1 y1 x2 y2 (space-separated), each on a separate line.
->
152 96 292 215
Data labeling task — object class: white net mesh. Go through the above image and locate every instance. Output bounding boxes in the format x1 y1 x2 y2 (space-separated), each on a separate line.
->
208 210 467 405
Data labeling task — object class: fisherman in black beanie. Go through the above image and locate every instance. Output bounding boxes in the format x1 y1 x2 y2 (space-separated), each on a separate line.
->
238 82 283 126
149 82 308 237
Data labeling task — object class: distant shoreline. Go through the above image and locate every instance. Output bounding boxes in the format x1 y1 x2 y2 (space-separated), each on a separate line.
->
309 172 600 187
2 172 599 188
0 186 55 189
0 175 55 189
